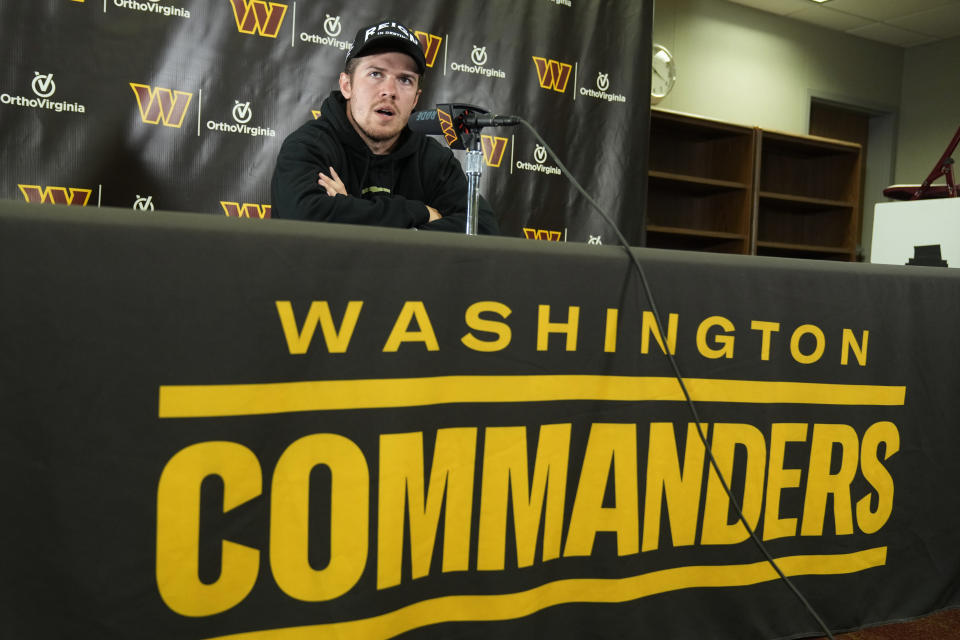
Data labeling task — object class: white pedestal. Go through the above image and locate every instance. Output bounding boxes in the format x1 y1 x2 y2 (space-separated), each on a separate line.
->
871 198 960 267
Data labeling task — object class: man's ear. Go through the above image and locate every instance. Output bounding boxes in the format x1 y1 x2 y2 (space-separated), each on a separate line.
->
339 72 352 99
413 88 421 109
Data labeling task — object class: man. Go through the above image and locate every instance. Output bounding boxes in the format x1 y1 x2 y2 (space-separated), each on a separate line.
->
271 20 499 234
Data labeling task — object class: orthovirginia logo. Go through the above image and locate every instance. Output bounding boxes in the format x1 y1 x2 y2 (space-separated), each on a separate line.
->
580 71 626 103
301 13 350 49
516 144 560 176
221 202 272 218
532 57 572 93
32 72 55 98
481 135 508 168
523 227 564 241
110 0 190 19
415 31 443 68
18 184 92 206
230 0 287 38
450 44 506 80
233 100 252 123
207 99 276 137
323 13 341 36
1 71 86 113
472 46 487 65
130 83 193 127
133 194 155 211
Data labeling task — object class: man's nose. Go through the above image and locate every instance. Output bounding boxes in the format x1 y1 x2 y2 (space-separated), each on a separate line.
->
380 78 398 97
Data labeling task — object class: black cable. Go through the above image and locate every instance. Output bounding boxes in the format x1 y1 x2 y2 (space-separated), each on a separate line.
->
516 117 837 640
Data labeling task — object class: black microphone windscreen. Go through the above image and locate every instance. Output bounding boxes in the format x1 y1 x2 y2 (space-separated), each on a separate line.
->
408 109 445 137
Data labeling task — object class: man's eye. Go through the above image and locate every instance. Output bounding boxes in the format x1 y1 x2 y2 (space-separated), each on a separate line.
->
369 71 382 78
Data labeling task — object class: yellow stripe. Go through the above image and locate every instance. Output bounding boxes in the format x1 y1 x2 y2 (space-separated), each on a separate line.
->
159 375 906 418
202 547 887 640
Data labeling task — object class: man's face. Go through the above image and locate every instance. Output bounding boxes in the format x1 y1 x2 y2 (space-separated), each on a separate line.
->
340 51 421 155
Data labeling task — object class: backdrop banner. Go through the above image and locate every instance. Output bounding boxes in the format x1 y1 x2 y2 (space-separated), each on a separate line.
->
3 202 960 639
0 0 650 244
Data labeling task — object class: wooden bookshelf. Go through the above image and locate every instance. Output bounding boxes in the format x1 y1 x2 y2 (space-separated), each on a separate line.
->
645 110 863 261
752 130 861 261
646 110 755 255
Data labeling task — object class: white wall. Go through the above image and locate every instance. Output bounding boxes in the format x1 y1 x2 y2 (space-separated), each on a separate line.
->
896 37 960 187
651 0 903 133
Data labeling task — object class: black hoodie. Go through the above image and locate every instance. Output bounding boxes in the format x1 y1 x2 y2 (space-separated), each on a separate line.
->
271 91 499 234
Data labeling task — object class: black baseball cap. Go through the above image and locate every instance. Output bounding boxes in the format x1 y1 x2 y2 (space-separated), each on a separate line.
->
345 21 426 75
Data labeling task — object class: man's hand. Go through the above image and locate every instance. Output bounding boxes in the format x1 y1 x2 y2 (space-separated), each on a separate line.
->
426 205 442 222
317 166 347 197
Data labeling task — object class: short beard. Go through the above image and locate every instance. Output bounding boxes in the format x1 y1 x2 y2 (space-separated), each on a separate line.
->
355 121 395 143
346 101 400 145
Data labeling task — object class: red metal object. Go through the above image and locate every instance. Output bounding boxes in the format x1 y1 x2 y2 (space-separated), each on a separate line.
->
884 125 960 200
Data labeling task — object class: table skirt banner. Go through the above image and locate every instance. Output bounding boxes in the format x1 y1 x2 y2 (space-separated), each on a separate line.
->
2 202 960 639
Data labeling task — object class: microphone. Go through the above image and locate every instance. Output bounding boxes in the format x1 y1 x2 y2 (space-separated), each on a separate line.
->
408 104 520 149
407 108 448 138
461 113 520 128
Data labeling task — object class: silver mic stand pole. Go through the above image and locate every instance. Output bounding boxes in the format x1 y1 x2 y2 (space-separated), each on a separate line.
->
464 132 483 236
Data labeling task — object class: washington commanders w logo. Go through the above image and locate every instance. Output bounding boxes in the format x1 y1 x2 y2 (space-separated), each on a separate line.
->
19 185 91 206
437 108 459 147
414 31 442 68
130 83 193 128
221 202 272 219
481 135 508 168
532 57 572 93
230 0 287 37
523 228 563 241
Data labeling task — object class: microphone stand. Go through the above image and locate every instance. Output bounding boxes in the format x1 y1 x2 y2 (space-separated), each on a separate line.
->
463 131 483 236
413 104 520 235
458 113 520 235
